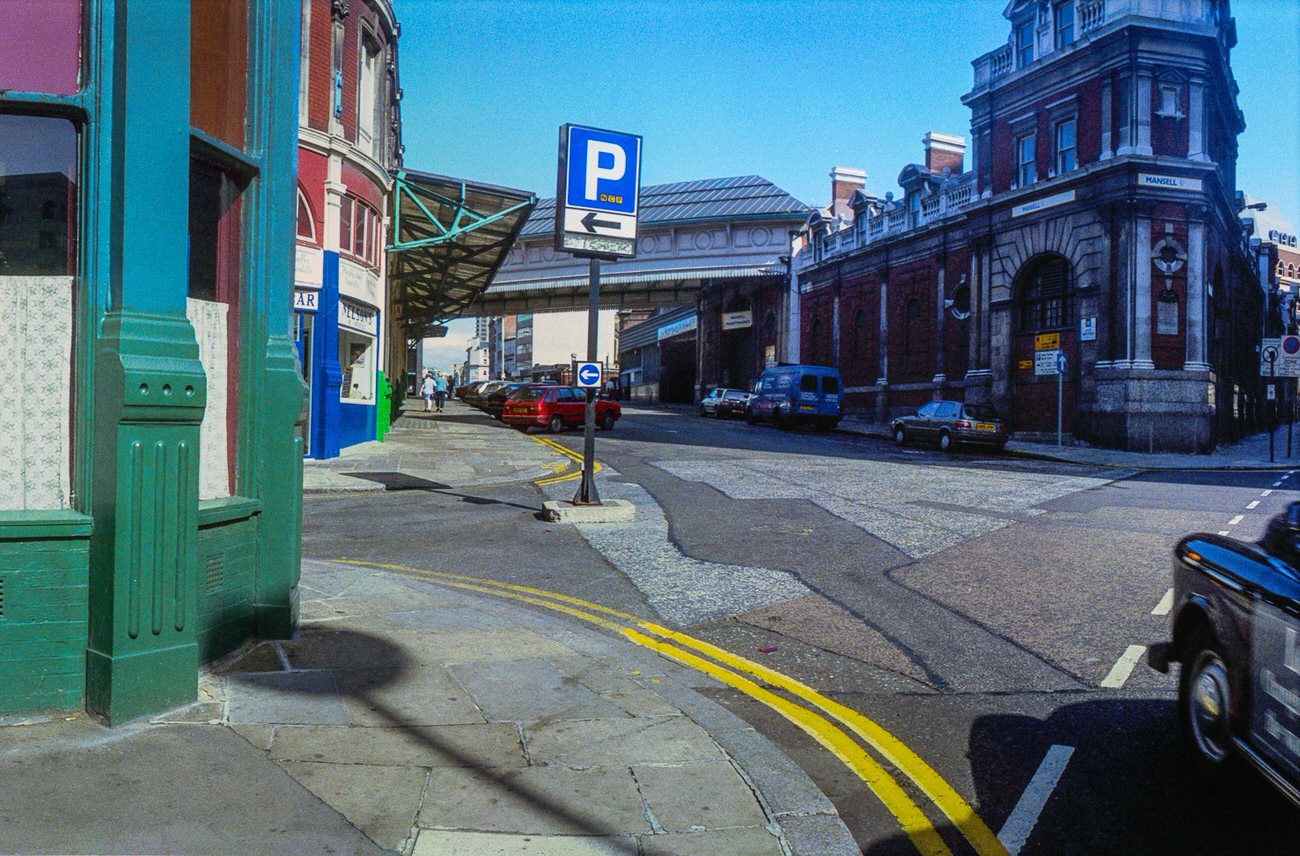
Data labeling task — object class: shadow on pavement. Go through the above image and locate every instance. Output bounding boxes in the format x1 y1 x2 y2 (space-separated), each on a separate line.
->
222 627 638 852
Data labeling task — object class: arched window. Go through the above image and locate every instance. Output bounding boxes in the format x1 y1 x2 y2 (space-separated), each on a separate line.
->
296 187 316 241
1016 255 1073 332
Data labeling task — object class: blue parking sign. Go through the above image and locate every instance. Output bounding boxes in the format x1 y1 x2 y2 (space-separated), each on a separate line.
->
556 124 642 258
566 127 640 215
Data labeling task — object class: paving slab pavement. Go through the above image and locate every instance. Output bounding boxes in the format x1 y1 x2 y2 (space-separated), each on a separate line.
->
302 401 574 493
0 558 856 855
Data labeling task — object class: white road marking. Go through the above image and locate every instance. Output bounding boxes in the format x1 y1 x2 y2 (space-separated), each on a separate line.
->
1262 490 1273 497
997 744 1075 855
1152 588 1174 616
1228 515 1244 526
1274 482 1285 487
1100 645 1146 689
1218 530 1230 536
1247 500 1260 510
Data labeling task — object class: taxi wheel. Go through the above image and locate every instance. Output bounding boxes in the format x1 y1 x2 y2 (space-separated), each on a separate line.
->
1179 628 1237 772
548 415 565 434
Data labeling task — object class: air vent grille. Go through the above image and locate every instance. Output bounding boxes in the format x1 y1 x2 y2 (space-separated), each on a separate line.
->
204 555 225 596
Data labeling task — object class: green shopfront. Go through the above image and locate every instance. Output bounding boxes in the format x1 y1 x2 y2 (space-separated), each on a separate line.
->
0 1 303 722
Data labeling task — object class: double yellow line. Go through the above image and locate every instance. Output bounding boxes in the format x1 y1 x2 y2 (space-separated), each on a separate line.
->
530 434 601 485
331 558 1007 856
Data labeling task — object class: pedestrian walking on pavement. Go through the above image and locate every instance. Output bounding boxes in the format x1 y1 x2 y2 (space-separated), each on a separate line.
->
433 372 448 413
419 371 436 412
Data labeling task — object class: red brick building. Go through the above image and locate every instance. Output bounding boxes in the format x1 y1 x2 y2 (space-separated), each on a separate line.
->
795 0 1261 452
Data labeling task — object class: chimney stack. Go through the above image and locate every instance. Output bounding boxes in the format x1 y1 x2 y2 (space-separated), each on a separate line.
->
923 132 966 175
829 167 867 219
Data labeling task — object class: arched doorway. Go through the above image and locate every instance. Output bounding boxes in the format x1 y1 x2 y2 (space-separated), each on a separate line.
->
1010 254 1076 434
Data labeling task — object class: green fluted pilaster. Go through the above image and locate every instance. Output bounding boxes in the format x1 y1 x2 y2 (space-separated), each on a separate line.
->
244 0 305 639
83 2 202 724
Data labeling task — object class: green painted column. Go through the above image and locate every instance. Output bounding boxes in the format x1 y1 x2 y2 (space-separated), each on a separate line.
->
246 0 306 640
84 1 204 723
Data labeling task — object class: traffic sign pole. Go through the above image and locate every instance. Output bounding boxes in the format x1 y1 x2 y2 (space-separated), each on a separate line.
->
575 258 601 505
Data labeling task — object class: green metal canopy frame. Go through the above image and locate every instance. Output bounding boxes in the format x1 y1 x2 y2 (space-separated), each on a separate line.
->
388 168 536 334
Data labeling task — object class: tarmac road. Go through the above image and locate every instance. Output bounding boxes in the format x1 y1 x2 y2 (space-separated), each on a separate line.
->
304 403 1299 854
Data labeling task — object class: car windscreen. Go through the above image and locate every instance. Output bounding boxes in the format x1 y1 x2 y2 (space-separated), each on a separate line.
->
962 404 998 420
512 387 547 402
723 391 746 400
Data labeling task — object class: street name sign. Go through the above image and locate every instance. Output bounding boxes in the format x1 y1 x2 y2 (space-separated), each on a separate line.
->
555 124 642 259
575 361 603 389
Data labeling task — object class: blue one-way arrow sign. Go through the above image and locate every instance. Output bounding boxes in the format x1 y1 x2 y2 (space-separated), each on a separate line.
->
576 361 602 388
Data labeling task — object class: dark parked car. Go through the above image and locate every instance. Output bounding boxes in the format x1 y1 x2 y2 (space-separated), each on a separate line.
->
502 385 621 432
891 400 1008 451
466 380 509 410
1149 504 1300 807
483 382 527 420
456 379 488 400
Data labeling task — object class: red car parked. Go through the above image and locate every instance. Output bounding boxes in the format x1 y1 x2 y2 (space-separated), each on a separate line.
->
502 386 621 433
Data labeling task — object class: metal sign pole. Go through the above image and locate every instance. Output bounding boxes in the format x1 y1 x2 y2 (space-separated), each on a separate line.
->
1056 357 1063 447
1270 358 1277 464
575 258 601 505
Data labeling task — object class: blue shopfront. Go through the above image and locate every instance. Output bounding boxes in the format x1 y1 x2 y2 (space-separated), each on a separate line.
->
294 248 380 458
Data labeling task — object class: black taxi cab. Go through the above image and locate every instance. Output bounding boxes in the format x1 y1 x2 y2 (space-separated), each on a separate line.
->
1149 503 1300 807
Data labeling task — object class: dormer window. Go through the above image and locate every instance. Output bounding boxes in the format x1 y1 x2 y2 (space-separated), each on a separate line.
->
1054 3 1075 49
1017 21 1035 67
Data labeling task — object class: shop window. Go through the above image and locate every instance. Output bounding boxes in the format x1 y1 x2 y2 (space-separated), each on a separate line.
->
188 159 245 500
1054 2 1074 49
1016 255 1073 333
339 329 375 401
296 188 316 241
1017 21 1034 67
1054 117 1077 175
0 114 78 510
1017 133 1037 187
0 0 80 94
191 0 247 149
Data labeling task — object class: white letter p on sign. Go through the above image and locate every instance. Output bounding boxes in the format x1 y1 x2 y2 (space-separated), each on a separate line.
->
585 141 626 200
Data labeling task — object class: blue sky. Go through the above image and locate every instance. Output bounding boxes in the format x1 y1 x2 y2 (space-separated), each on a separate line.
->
398 0 1299 369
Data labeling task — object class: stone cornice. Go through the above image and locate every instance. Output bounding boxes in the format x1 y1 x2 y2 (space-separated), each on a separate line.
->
298 125 392 192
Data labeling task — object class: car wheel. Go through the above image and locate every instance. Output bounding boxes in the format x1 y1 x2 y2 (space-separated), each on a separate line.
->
1180 628 1237 772
745 407 756 425
894 426 907 445
599 411 616 431
548 414 564 434
938 431 953 452
700 406 708 417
